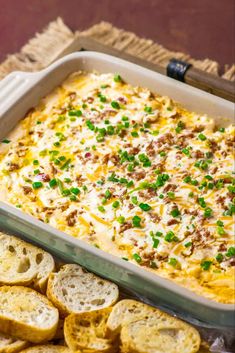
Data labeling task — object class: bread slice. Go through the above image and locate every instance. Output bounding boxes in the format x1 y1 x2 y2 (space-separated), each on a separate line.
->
0 286 59 343
120 317 201 353
106 299 156 338
19 345 71 353
64 308 117 353
47 264 119 317
0 332 28 353
0 232 55 292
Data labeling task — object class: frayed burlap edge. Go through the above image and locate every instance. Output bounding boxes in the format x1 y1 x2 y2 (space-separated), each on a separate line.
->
0 17 234 81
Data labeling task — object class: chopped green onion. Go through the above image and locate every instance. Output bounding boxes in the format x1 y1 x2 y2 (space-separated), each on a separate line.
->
117 216 125 224
49 179 57 188
201 260 212 270
198 133 207 141
68 110 82 117
204 207 213 218
132 215 142 228
133 253 142 263
168 257 178 267
144 106 152 113
139 203 152 212
70 187 80 195
98 205 105 213
184 241 192 248
111 101 120 109
170 208 181 217
226 247 235 257
112 200 120 209
114 74 122 82
216 253 223 263
32 181 43 189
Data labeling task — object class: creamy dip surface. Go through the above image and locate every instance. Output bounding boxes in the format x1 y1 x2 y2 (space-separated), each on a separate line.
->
0 71 234 303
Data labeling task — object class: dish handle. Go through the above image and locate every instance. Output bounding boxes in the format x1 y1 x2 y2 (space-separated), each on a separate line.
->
0 71 41 118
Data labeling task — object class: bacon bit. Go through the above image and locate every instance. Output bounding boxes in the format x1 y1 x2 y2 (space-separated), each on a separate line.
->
119 130 127 138
211 166 218 174
192 150 204 159
167 219 179 226
87 97 94 104
120 222 132 233
208 139 218 152
155 133 174 147
218 243 227 252
102 154 110 164
8 163 19 171
221 151 227 157
149 212 161 223
193 125 205 132
146 141 155 156
183 209 199 217
50 163 58 175
216 196 226 208
222 177 232 184
22 186 32 195
37 173 50 182
129 147 140 155
229 257 235 266
130 171 146 181
163 184 177 193
117 96 127 104
66 210 77 227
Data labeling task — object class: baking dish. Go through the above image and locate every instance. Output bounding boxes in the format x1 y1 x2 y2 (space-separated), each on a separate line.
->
0 52 234 328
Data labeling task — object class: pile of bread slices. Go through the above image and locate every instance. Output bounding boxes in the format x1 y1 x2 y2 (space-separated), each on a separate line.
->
0 232 206 353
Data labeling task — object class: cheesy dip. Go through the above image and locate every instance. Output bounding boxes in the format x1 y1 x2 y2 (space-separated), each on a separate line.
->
0 72 234 303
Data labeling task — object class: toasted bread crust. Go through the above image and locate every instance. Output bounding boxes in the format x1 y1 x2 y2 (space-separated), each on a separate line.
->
0 233 55 292
0 286 59 343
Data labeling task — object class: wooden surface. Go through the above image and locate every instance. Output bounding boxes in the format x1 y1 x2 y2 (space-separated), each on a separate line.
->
0 0 234 68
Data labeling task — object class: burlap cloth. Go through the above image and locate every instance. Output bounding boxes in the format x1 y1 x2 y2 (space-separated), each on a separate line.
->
0 17 234 81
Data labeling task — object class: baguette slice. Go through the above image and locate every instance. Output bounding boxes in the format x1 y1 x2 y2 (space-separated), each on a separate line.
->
19 345 71 353
64 308 117 353
120 317 200 353
106 299 156 338
47 264 119 316
0 286 59 343
0 232 55 292
0 332 28 353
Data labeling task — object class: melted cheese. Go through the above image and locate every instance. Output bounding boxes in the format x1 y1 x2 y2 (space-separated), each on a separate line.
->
0 71 234 303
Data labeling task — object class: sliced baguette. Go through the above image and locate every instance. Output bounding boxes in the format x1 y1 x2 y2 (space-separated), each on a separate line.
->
0 232 55 292
0 286 59 343
19 345 71 353
64 308 117 353
47 264 119 316
0 332 28 353
120 317 201 353
106 299 156 338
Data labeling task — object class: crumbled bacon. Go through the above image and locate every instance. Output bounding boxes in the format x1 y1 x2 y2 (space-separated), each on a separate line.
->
66 210 77 227
22 186 32 195
8 163 19 171
149 212 161 223
37 173 50 182
192 150 204 159
163 184 177 193
167 219 179 226
120 222 132 233
192 125 205 132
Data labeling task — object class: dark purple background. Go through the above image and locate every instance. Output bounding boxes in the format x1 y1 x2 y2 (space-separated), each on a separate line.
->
0 0 234 67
